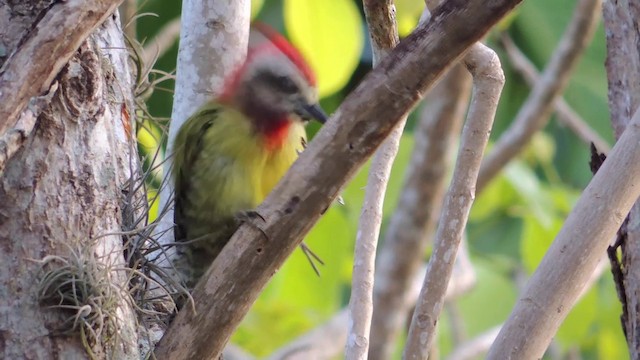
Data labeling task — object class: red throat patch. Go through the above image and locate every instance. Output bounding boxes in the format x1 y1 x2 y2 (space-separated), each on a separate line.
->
263 120 291 151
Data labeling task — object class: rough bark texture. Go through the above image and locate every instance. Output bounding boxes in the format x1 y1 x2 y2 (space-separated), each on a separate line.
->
0 0 124 136
153 0 523 358
0 2 138 358
603 0 640 358
603 0 640 139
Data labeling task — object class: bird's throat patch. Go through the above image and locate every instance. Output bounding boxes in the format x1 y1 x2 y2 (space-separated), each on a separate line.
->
263 120 291 151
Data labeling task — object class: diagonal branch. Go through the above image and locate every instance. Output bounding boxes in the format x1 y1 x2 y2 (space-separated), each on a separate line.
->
153 0 523 358
0 0 124 138
486 105 640 359
476 0 601 192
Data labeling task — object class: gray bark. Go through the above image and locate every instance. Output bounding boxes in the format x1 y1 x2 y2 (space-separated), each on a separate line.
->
0 2 138 358
603 0 640 358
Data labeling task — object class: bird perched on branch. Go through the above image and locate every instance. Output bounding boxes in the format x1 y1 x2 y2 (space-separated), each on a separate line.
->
171 23 328 288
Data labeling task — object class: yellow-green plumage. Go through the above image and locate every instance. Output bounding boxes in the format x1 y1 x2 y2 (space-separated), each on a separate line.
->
170 23 327 289
172 102 306 287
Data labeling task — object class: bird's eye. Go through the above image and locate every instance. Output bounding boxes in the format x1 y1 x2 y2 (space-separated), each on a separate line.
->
273 75 299 94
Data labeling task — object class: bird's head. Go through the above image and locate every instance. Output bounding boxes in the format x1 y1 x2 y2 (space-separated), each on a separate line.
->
219 23 328 129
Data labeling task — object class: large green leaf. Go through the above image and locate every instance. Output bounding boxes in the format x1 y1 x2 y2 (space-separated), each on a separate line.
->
284 0 364 97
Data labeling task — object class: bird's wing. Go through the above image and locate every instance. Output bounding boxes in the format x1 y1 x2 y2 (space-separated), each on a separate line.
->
172 104 220 242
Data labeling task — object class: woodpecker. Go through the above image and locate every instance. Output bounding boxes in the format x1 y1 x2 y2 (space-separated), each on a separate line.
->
171 24 328 288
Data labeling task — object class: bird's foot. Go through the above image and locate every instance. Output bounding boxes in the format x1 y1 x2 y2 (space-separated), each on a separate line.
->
300 242 324 277
236 210 269 241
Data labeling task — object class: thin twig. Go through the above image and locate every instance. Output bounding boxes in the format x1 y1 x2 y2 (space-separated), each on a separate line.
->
369 63 472 359
476 0 601 192
500 34 610 153
404 43 505 360
346 1 402 359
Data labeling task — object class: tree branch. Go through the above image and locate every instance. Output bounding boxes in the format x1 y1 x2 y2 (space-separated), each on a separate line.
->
500 33 611 153
446 253 608 360
346 1 402 358
0 0 123 138
153 1 523 358
603 0 640 138
404 43 505 359
603 1 640 355
486 105 640 359
369 63 472 359
0 107 38 176
476 0 601 192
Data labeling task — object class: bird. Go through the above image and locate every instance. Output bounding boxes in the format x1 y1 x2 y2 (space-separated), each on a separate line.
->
171 23 328 289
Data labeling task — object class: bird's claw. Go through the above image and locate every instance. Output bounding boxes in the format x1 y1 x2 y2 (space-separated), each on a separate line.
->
236 210 269 241
300 242 324 276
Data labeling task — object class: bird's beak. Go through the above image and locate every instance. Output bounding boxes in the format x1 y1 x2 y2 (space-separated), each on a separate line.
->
298 103 329 124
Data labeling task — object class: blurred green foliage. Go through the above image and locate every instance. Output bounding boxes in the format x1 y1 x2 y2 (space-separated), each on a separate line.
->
133 0 626 358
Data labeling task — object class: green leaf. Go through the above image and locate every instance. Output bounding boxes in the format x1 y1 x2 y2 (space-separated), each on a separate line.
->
471 174 518 221
233 208 353 355
251 0 264 19
595 277 630 360
456 258 518 336
556 286 598 351
146 189 159 223
284 0 364 97
520 214 562 273
395 0 423 36
504 161 555 227
598 328 629 360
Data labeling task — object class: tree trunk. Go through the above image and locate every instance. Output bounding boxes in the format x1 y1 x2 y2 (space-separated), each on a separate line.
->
603 0 640 358
0 2 138 358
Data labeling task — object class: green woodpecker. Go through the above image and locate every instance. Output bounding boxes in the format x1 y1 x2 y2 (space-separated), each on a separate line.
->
171 24 327 288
